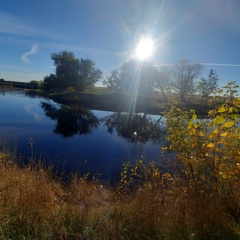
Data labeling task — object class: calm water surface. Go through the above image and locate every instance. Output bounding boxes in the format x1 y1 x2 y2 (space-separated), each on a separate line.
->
0 91 167 182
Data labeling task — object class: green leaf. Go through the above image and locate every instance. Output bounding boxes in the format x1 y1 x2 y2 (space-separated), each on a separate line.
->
229 114 239 120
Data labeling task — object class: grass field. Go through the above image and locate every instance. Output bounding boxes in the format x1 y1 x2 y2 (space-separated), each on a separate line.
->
1 150 240 239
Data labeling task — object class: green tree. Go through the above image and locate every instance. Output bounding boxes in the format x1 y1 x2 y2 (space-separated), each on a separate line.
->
43 74 59 92
103 69 122 92
104 61 157 96
76 58 103 91
121 60 157 95
105 60 157 96
43 51 102 92
29 80 42 89
171 59 203 103
197 69 219 105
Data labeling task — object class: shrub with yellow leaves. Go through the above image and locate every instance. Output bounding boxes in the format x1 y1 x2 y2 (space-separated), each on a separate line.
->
163 82 240 192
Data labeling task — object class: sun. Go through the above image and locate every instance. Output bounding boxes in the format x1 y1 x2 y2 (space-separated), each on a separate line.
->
135 37 155 61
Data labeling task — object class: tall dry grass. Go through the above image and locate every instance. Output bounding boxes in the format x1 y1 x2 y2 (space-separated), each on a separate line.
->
0 149 240 239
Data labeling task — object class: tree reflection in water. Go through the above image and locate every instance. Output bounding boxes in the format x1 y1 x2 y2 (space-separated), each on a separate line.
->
103 112 166 144
41 102 99 137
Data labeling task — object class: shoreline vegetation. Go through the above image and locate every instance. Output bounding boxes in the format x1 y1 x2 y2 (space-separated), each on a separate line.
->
47 88 213 116
1 82 240 239
0 80 215 116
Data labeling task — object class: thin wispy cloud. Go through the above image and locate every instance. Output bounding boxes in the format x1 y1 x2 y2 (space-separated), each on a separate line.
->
21 44 39 63
153 62 240 68
200 63 240 67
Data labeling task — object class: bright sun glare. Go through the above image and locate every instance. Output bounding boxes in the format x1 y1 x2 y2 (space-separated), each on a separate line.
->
135 37 154 61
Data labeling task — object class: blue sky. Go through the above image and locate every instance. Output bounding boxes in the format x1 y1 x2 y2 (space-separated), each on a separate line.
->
0 0 240 87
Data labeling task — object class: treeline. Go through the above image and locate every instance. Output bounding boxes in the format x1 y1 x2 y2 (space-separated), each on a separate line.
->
41 50 221 104
103 60 219 104
0 78 42 90
2 50 238 105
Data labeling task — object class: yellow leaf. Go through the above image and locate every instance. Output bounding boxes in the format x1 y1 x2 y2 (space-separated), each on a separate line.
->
189 129 196 135
199 131 204 137
218 105 227 113
220 132 229 137
193 122 200 129
222 121 235 128
207 143 215 148
213 129 219 134
213 116 225 125
222 174 227 179
192 113 197 120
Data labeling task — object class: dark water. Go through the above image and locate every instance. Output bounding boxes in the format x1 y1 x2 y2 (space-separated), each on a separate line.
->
0 91 168 182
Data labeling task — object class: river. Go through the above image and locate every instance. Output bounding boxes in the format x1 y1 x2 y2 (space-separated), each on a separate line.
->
0 91 168 182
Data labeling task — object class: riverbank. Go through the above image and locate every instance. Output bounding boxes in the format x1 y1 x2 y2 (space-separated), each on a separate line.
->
0 82 216 116
24 87 213 116
0 150 240 239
